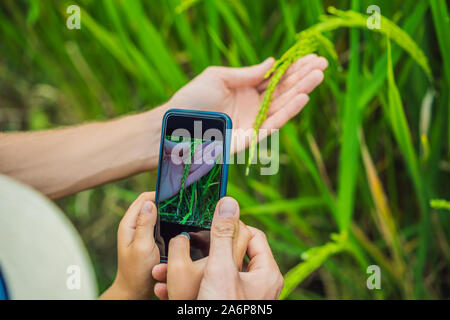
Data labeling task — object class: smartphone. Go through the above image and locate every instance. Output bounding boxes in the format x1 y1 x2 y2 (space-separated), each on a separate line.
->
154 109 232 262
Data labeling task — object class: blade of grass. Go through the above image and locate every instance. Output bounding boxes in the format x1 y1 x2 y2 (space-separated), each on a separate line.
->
279 233 349 300
214 0 258 64
429 0 450 156
81 8 167 99
336 0 360 232
357 1 429 110
358 129 411 296
241 197 326 215
386 38 429 298
247 179 316 237
168 0 209 73
281 124 336 214
120 0 187 88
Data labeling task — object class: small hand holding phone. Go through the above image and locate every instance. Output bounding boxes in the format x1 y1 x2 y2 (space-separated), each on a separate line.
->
154 109 232 262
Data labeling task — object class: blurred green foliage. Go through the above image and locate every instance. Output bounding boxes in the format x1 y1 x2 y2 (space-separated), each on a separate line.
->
0 0 449 299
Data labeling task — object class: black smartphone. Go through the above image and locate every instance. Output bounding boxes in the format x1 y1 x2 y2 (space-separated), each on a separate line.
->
154 109 232 262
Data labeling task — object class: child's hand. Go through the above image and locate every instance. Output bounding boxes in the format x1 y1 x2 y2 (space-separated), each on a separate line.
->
100 192 160 300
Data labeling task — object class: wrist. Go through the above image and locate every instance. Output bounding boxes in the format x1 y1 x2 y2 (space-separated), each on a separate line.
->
102 276 153 300
133 104 170 172
100 280 131 300
100 279 133 300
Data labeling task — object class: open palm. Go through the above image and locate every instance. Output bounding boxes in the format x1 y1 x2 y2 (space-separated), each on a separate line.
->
166 54 328 153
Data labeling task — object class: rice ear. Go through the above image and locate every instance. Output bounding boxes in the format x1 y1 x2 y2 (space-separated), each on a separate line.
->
246 7 431 175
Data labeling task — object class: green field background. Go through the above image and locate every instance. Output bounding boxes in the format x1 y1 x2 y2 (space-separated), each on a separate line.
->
0 0 449 299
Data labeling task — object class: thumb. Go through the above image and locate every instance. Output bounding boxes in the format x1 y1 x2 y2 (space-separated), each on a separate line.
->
133 201 157 244
208 197 240 269
220 57 275 88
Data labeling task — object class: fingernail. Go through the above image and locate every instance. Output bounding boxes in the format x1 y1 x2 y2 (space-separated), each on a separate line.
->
142 201 153 214
180 232 190 240
219 198 237 217
264 57 274 65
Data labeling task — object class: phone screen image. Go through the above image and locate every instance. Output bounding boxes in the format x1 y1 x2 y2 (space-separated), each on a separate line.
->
158 135 223 229
155 110 231 261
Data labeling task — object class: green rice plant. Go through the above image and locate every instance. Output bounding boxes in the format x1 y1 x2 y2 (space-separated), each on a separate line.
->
336 0 360 234
241 197 325 215
246 6 432 175
245 30 322 176
429 0 450 155
385 38 430 297
214 0 257 64
280 124 336 215
176 139 198 213
175 0 200 14
279 232 350 300
430 199 450 211
158 138 220 228
356 1 429 111
81 8 166 99
243 3 435 297
120 0 188 88
1 0 447 299
359 129 411 295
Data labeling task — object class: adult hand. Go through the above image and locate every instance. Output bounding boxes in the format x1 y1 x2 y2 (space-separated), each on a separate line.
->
197 197 283 299
100 192 159 300
152 197 283 300
165 54 328 152
152 218 252 300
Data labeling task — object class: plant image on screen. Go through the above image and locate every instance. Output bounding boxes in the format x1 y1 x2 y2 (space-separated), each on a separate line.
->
158 136 222 229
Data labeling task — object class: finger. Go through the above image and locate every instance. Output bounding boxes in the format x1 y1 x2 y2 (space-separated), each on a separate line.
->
189 141 222 174
216 57 275 88
154 282 169 300
194 256 208 270
191 141 222 169
268 69 324 117
152 263 168 282
260 94 309 131
257 54 318 91
118 192 155 247
132 201 157 246
239 227 284 299
282 55 327 85
168 233 193 299
168 232 192 269
271 57 328 99
208 197 240 270
235 221 252 271
284 54 321 78
245 226 276 271
185 162 214 187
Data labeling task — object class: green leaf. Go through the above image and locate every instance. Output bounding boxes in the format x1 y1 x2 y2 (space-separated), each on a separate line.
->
280 233 349 299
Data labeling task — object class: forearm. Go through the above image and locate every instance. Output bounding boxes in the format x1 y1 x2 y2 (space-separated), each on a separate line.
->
0 105 168 199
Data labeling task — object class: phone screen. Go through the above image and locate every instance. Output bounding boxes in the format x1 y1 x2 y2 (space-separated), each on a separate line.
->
155 112 229 261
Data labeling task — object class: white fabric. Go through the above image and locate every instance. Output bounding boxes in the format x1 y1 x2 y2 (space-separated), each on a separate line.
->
0 174 97 299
